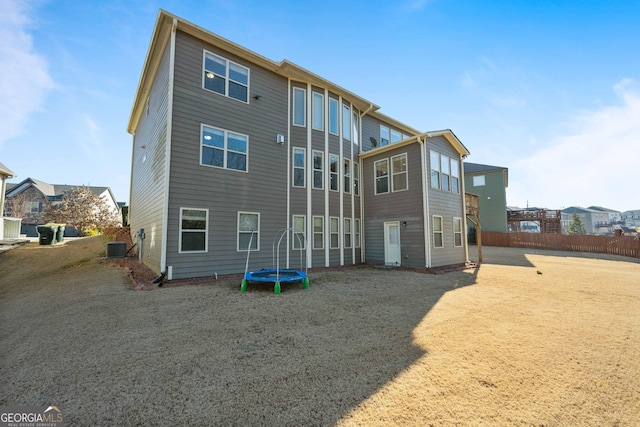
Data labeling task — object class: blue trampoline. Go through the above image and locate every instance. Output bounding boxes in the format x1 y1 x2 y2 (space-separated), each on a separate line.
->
241 228 309 294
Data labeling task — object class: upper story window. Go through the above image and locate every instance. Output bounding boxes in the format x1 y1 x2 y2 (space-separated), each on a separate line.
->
375 158 389 194
329 98 339 135
441 154 451 191
391 129 402 144
342 104 351 140
391 153 408 192
352 110 359 145
312 92 324 131
451 160 460 193
431 150 460 193
473 175 486 186
292 147 305 187
354 162 360 196
430 150 441 190
344 158 351 194
201 125 248 172
329 154 339 191
293 87 306 126
203 51 249 103
30 201 41 213
380 125 390 146
312 150 324 189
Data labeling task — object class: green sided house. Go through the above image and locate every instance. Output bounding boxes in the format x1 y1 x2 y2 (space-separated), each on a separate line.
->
127 10 471 281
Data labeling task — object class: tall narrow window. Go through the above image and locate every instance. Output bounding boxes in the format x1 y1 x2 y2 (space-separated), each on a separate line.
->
453 217 463 247
313 216 324 249
380 125 390 146
344 218 352 248
354 218 361 248
344 158 351 194
391 153 408 192
342 104 351 140
441 154 451 192
293 215 305 249
329 98 339 135
352 110 359 145
312 150 324 189
353 162 360 196
293 147 305 187
238 212 259 251
293 87 306 126
330 217 339 249
179 208 208 253
433 215 443 248
329 154 339 191
312 92 324 131
430 150 440 189
451 159 460 193
375 158 389 194
203 51 249 103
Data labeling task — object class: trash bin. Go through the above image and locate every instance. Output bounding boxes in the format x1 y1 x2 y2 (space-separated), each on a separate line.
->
37 225 59 246
55 224 66 242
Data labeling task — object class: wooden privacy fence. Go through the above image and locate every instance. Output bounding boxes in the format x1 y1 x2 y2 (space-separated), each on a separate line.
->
481 231 640 259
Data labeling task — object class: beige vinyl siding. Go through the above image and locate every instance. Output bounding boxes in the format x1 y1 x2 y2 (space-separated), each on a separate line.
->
165 31 289 278
426 135 466 267
129 41 172 274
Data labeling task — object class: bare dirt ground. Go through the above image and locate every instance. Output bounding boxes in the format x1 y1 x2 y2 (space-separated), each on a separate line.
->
1 237 638 426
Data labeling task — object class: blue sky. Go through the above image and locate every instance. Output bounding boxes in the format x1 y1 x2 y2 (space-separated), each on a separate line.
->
1 0 639 211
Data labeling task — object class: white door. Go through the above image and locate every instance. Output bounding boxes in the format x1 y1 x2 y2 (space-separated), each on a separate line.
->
384 221 401 266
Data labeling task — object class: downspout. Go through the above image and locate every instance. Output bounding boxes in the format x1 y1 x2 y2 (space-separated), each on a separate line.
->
460 154 470 263
306 83 312 269
160 18 177 280
419 134 432 268
286 79 291 268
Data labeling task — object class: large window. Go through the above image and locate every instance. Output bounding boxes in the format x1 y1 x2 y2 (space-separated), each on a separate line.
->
380 125 390 147
201 125 248 172
344 218 352 248
238 212 259 251
293 215 305 250
451 159 460 193
354 218 361 248
313 150 324 189
391 153 408 192
312 92 324 131
329 98 339 135
313 216 324 249
203 51 249 103
375 159 389 194
293 147 305 187
329 154 339 191
179 208 208 253
433 215 443 248
352 110 359 145
330 217 340 249
453 217 463 247
293 87 306 126
430 150 440 189
344 158 351 194
342 104 351 140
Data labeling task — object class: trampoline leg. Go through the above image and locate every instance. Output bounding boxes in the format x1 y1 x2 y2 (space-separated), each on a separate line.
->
241 279 248 293
274 281 281 295
303 277 309 289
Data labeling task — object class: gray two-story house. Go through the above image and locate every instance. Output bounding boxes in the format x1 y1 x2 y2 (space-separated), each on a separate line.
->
127 10 470 280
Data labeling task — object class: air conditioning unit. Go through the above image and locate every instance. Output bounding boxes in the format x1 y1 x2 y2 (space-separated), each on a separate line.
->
106 241 126 258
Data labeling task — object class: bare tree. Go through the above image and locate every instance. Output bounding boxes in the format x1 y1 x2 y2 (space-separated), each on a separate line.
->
43 187 121 236
5 193 28 218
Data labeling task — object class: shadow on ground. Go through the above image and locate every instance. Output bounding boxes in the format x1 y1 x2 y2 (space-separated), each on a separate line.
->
0 237 479 425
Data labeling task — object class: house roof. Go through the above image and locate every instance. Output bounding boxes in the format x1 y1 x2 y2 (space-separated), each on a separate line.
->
0 162 16 178
587 206 620 213
6 177 117 204
359 129 470 160
562 206 599 214
464 162 508 174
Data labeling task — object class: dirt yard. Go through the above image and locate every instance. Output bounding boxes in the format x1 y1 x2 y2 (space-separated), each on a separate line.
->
0 237 638 426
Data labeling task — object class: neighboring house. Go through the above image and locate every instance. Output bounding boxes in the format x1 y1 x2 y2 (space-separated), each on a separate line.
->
561 206 613 234
0 162 21 240
4 177 120 237
621 209 640 228
127 10 471 281
587 206 622 234
463 163 508 232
